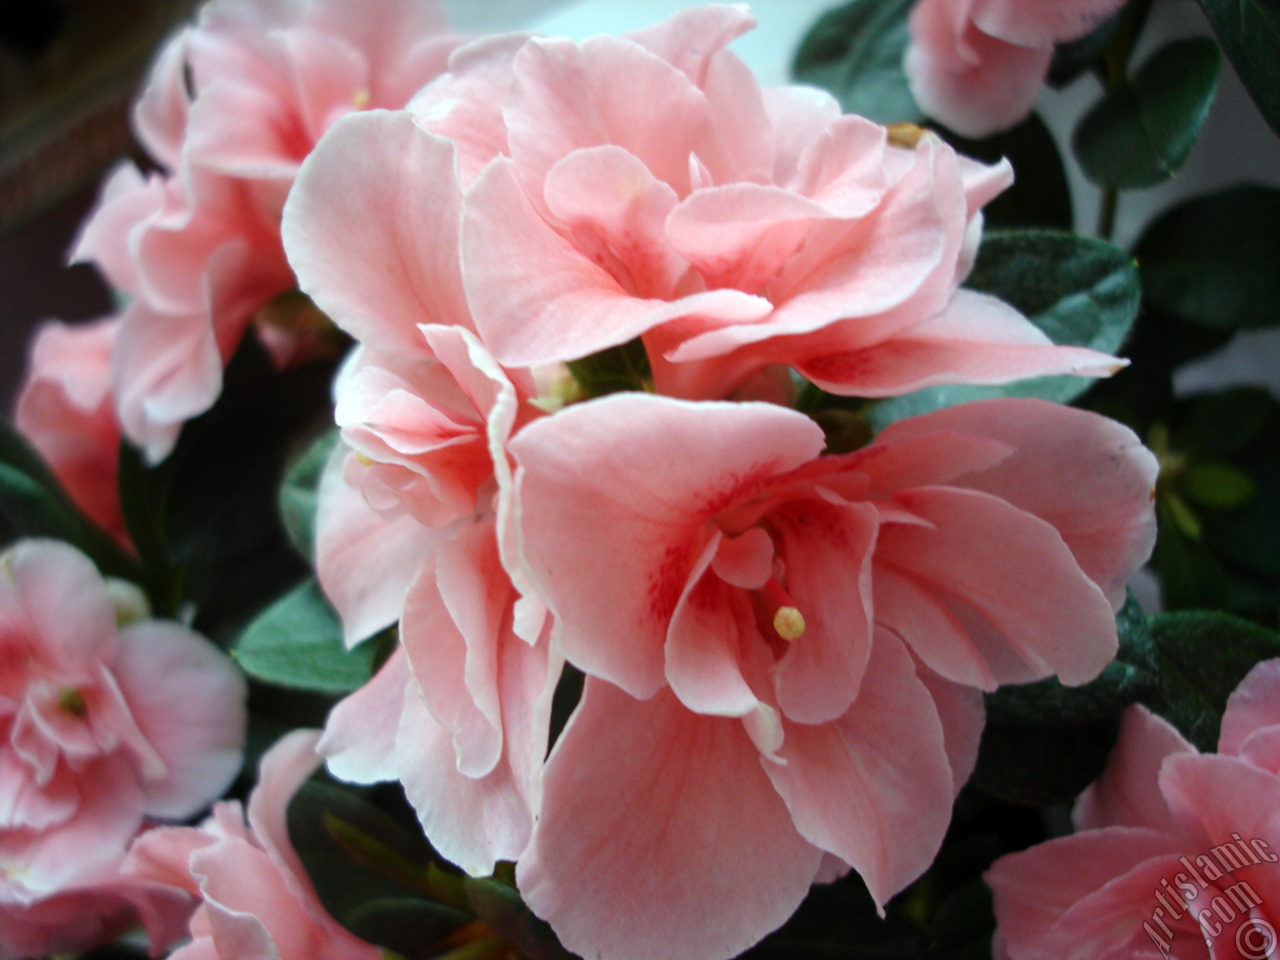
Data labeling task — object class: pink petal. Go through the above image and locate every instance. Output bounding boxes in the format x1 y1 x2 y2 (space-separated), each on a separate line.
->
915 662 986 792
874 486 1118 686
463 157 770 367
7 539 116 667
273 27 368 144
622 4 756 87
1074 705 1196 834
986 827 1193 960
762 86 842 187
970 0 1129 47
112 620 247 819
314 442 443 646
905 2 1054 140
518 680 824 960
134 30 191 170
410 33 529 187
769 495 879 724
317 647 410 785
664 534 761 717
401 526 506 778
396 636 556 879
110 305 223 464
185 79 306 179
282 110 473 356
765 633 955 908
543 145 686 299
877 398 1159 609
796 289 1124 397
1221 659 1280 757
510 394 825 699
504 35 710 205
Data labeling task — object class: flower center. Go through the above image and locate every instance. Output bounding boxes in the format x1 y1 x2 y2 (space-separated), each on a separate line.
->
57 687 86 717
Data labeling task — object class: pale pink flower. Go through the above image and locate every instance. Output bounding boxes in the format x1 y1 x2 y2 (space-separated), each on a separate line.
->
406 5 1119 400
905 0 1128 138
72 0 466 462
988 659 1280 960
0 539 247 958
14 317 127 544
125 730 381 960
509 394 1157 960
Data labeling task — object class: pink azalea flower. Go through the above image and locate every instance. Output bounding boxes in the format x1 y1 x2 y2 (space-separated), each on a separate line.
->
509 393 1157 960
72 0 466 462
14 317 128 545
988 659 1280 960
0 539 247 958
125 730 381 960
405 4 1119 400
905 0 1128 138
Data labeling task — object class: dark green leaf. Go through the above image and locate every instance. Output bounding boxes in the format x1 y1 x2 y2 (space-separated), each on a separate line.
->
465 877 578 960
1073 39 1220 189
234 579 375 693
1173 388 1273 460
866 231 1139 429
156 336 335 642
941 115 1072 230
970 716 1120 806
279 428 339 561
1136 187 1280 330
1153 498 1230 610
1181 463 1254 509
288 779 470 955
1144 611 1280 750
791 0 922 125
1196 0 1280 136
928 880 995 960
567 338 651 398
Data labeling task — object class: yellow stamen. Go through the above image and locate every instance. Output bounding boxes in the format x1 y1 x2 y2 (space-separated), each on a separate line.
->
773 606 806 642
886 123 927 148
351 88 371 109
356 452 376 467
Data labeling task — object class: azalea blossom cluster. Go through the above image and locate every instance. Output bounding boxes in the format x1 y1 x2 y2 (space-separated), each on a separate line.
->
283 5 1157 959
3 1 1183 959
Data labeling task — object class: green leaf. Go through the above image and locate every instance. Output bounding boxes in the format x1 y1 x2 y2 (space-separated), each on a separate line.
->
1195 0 1280 136
1144 611 1280 751
941 114 1072 230
288 778 472 956
866 231 1140 430
234 579 375 693
566 338 650 398
1153 498 1229 610
1136 187 1280 330
0 418 141 582
1181 463 1255 510
465 877 578 960
1047 8 1125 88
791 0 922 125
279 429 340 561
1073 39 1220 189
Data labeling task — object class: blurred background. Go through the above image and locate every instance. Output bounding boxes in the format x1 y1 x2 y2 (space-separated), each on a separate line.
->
3 0 1278 412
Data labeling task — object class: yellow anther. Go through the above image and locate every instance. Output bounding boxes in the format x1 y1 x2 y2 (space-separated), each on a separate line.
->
773 606 806 642
351 89 371 109
886 123 927 148
356 452 376 467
